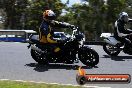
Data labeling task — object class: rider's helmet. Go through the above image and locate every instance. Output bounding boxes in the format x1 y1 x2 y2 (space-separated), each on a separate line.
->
119 12 129 23
43 9 56 21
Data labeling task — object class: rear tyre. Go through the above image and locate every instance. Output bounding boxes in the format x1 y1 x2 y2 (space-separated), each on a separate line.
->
31 49 48 65
103 43 120 56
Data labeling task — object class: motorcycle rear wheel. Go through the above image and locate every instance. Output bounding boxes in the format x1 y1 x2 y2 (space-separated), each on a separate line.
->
79 47 99 66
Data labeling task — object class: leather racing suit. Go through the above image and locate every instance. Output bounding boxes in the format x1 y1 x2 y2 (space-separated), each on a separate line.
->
114 19 132 49
39 20 72 44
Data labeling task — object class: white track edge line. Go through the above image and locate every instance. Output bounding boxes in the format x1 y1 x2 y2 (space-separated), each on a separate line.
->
0 79 111 88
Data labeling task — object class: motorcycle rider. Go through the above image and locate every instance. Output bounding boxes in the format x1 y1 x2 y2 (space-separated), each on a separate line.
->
114 12 132 52
39 9 74 52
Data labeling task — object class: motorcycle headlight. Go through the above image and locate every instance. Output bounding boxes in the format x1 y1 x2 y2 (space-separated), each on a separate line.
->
75 34 84 41
79 40 84 45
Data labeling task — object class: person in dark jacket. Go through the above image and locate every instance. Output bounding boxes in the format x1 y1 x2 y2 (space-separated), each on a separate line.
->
114 12 132 51
39 9 74 52
39 9 74 44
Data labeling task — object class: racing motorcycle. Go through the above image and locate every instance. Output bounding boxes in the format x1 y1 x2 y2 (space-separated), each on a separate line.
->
100 33 132 56
27 27 99 66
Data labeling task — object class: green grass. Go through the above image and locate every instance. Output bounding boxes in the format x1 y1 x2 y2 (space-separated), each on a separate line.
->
0 80 83 88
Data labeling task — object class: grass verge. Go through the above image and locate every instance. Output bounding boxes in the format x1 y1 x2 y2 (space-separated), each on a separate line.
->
0 80 83 88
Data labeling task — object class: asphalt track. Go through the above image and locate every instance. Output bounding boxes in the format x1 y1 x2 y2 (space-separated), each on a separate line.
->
0 42 132 88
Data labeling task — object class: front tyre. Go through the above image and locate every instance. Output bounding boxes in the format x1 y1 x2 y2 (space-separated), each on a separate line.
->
103 43 120 56
79 47 99 66
31 49 48 64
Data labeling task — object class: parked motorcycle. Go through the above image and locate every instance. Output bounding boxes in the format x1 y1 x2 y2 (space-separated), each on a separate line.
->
100 33 132 56
27 27 99 66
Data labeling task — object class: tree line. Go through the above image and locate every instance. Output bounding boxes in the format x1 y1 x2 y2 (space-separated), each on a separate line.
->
0 0 132 40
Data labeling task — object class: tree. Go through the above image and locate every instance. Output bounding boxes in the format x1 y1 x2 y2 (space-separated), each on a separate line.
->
0 0 29 29
59 0 129 41
125 0 132 29
59 0 107 41
0 0 64 30
106 0 126 32
0 0 131 41
25 0 65 32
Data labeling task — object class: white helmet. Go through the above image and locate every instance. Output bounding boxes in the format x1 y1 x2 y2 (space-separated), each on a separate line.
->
119 12 129 21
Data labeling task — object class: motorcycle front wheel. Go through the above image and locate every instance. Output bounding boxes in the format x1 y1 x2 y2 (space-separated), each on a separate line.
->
79 47 99 66
31 49 48 64
103 43 121 56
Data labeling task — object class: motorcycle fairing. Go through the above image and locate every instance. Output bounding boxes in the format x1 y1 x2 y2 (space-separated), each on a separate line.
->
101 33 121 46
104 36 121 46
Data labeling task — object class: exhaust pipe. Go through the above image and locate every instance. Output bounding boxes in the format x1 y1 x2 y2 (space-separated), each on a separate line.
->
31 45 44 53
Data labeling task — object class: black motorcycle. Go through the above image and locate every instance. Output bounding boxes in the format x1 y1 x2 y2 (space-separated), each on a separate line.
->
27 27 99 66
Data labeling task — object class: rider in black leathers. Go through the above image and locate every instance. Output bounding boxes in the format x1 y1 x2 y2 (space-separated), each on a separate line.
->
114 12 132 51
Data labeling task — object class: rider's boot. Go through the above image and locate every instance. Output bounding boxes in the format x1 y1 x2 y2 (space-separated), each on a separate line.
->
123 43 131 53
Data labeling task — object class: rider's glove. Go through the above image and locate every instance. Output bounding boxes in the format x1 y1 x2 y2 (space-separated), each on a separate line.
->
57 40 63 43
57 40 67 43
